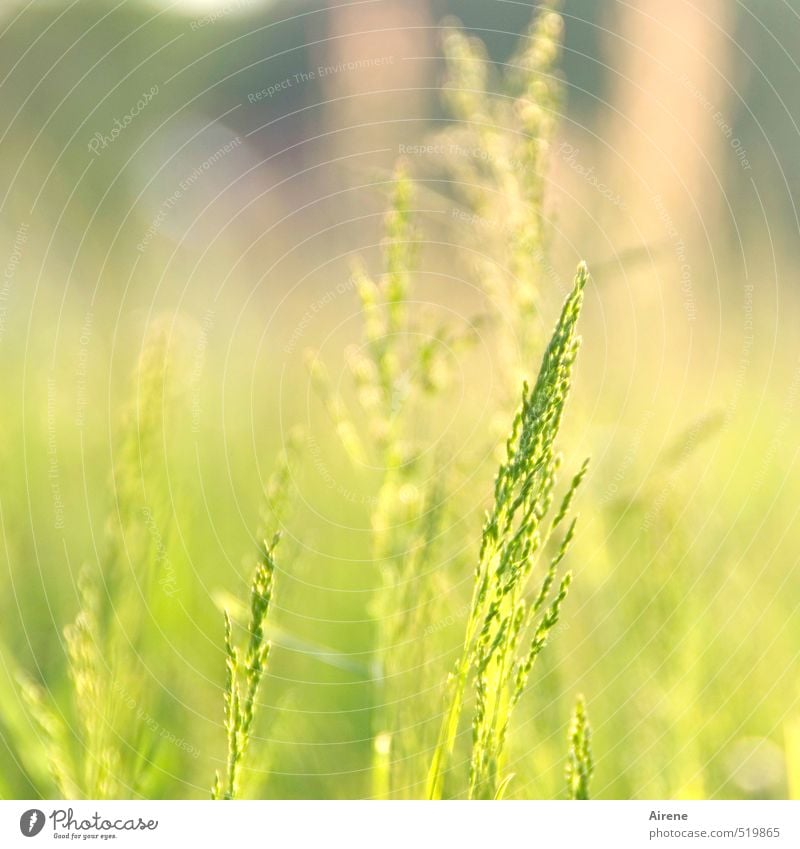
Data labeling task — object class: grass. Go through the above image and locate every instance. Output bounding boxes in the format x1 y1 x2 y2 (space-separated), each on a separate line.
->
426 262 589 800
12 322 185 799
7 1 592 803
307 164 472 797
430 0 566 399
211 533 278 800
1 0 795 805
566 695 593 800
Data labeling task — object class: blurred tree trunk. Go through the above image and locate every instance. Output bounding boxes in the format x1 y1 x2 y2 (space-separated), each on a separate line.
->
315 0 434 176
601 0 734 241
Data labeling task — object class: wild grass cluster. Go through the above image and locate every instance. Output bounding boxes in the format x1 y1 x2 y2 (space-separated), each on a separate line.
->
5 1 589 802
221 249 591 800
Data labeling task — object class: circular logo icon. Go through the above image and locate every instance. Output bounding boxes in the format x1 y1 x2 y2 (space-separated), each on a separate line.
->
19 809 45 837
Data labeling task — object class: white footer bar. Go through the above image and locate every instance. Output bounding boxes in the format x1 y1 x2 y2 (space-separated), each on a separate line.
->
2 800 798 848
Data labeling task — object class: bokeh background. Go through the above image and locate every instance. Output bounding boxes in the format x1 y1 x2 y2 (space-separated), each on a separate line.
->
1 0 799 800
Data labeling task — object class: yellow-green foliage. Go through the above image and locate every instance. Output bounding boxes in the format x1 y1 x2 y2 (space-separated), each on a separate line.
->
566 695 593 800
3 0 797 808
436 1 565 393
308 166 465 797
18 322 187 799
427 263 589 800
212 534 278 801
211 430 302 800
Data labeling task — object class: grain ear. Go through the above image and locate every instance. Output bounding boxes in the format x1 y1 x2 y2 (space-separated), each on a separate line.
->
566 695 594 800
427 263 589 800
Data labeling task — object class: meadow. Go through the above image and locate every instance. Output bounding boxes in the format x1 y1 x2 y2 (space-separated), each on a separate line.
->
1 0 799 801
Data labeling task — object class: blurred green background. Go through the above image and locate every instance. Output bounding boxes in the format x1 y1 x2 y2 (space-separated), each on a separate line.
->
1 0 799 800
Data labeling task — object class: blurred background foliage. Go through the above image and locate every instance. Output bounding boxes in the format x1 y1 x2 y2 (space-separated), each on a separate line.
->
1 0 799 799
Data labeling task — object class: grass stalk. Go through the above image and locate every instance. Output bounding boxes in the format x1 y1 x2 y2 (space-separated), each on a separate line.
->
427 262 589 800
566 694 593 800
212 533 278 800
